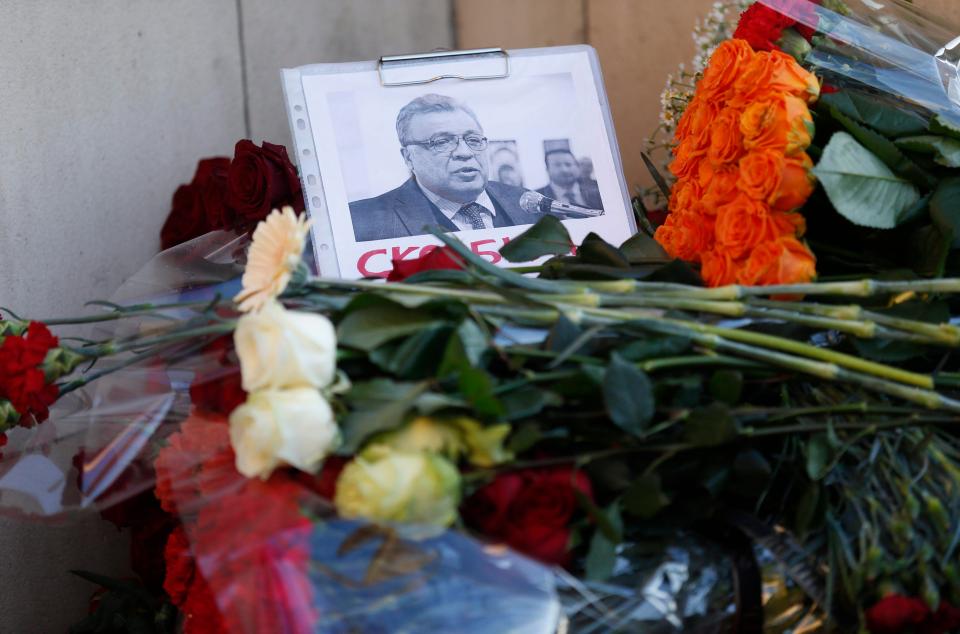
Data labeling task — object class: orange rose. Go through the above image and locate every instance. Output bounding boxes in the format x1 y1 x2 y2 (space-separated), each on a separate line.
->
771 210 807 238
701 165 740 214
669 144 702 180
699 39 755 101
676 97 721 143
715 194 779 259
772 153 815 211
701 249 740 287
708 108 746 167
740 95 813 156
730 52 777 109
655 208 715 263
739 237 816 286
669 178 703 214
731 51 820 107
767 51 820 104
738 150 783 202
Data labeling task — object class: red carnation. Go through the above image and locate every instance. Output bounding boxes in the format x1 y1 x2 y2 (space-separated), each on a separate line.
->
164 525 228 634
734 1 819 52
226 140 305 224
160 157 232 250
154 413 236 515
0 322 60 423
866 594 931 634
463 466 592 566
387 246 465 282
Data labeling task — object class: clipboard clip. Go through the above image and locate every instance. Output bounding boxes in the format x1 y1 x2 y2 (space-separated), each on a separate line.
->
378 48 510 87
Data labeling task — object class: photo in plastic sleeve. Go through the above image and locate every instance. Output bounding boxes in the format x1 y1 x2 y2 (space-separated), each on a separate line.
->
299 53 634 278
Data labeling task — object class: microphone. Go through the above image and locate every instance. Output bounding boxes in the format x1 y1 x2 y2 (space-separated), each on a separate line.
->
519 191 604 218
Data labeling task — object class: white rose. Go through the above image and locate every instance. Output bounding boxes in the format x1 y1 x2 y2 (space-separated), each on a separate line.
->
235 301 336 392
228 388 339 479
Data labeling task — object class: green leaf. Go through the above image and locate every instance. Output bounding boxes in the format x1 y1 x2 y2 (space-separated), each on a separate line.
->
499 215 573 263
812 132 922 229
896 135 960 168
340 380 428 453
438 320 488 376
507 423 542 454
794 482 822 538
805 434 834 481
584 502 623 582
683 403 738 447
931 177 960 247
459 366 504 419
708 370 743 406
929 114 960 140
500 386 551 421
619 335 691 362
602 353 655 436
827 105 936 189
619 232 670 265
904 223 952 278
576 233 631 268
338 301 444 351
369 325 453 379
623 473 670 519
820 91 928 138
546 314 583 353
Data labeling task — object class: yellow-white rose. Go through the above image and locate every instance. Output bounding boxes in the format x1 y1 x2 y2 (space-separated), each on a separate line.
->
234 301 336 392
334 444 461 527
228 388 339 479
376 416 512 468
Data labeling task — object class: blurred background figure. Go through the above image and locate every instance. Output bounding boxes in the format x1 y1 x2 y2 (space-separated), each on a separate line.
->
537 148 603 210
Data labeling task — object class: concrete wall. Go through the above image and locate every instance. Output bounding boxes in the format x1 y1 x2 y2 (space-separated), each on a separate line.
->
0 1 451 631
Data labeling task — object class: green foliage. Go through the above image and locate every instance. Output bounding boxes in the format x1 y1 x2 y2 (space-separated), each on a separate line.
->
584 502 623 581
683 404 738 447
812 132 922 229
338 298 445 351
498 215 573 263
896 135 960 168
603 353 655 437
931 177 960 247
819 92 928 138
623 473 670 519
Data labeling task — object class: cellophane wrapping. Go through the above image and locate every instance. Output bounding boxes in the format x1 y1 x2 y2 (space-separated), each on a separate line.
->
0 230 748 633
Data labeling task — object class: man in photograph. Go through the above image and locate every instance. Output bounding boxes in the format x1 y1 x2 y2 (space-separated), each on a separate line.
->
537 149 604 211
349 94 542 242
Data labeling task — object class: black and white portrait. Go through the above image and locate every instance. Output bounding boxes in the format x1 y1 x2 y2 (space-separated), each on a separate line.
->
292 49 635 278
348 94 544 242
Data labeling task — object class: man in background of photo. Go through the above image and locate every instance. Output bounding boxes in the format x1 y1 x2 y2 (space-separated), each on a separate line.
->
349 94 541 242
537 149 603 211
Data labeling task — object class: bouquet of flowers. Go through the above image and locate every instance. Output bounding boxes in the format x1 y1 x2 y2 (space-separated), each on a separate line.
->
648 0 960 294
5 2 960 633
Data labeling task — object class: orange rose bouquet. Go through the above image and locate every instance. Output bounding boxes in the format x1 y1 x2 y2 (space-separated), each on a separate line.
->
651 0 960 292
655 39 819 287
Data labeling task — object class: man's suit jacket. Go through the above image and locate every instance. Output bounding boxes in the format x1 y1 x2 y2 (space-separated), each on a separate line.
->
349 177 544 242
536 180 604 211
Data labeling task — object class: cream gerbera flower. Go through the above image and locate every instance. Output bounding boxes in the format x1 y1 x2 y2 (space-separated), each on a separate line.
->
234 206 311 313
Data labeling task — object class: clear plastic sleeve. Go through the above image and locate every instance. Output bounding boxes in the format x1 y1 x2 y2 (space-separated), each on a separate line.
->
0 229 748 632
759 0 960 123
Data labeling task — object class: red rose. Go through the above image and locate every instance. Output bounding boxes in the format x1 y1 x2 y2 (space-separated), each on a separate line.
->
387 246 465 282
226 140 305 223
927 602 960 634
464 467 592 566
160 157 232 250
0 322 60 423
866 594 931 634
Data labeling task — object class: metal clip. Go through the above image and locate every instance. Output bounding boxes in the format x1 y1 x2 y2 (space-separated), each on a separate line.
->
378 48 510 87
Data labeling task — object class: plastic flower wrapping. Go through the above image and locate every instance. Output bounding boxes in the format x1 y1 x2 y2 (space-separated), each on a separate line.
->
6 2 960 633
